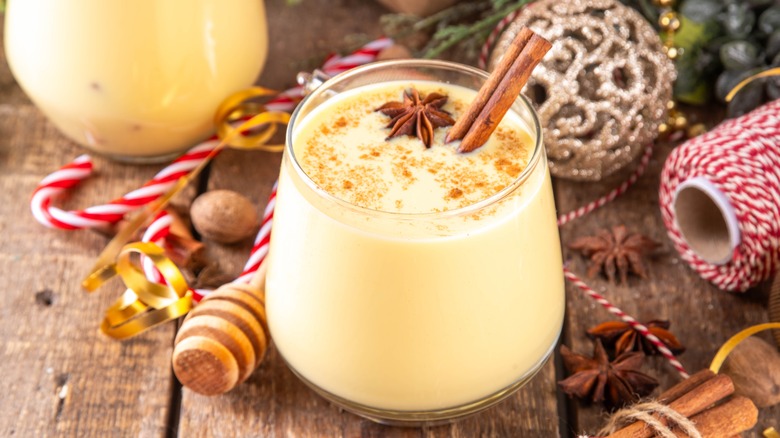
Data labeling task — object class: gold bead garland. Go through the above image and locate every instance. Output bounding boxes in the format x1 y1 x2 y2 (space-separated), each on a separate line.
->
656 0 682 137
653 0 707 138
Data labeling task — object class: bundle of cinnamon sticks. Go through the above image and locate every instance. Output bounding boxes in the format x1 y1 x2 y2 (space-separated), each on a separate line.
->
604 369 758 438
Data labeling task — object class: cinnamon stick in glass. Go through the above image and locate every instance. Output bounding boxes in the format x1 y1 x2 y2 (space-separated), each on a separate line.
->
446 26 551 153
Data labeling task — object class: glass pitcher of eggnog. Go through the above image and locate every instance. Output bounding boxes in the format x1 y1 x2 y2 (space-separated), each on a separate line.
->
3 0 268 162
266 60 565 424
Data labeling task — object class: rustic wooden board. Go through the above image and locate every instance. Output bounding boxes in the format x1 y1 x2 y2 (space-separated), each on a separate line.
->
553 136 780 435
4 1 778 436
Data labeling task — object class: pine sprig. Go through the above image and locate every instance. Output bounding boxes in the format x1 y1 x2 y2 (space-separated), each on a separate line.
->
413 2 491 33
421 0 534 59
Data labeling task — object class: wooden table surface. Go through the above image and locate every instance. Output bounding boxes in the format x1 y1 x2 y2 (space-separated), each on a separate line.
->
1 1 778 436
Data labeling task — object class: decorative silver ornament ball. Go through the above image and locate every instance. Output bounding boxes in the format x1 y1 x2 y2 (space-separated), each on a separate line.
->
489 0 675 181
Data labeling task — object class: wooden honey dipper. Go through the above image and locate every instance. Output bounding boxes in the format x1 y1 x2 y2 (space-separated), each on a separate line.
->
172 261 269 395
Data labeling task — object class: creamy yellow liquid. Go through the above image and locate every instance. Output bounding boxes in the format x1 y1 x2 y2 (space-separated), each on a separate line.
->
4 0 267 159
267 81 564 411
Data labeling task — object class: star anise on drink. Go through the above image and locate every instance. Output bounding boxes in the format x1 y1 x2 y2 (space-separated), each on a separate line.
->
559 340 659 407
587 319 686 357
568 225 660 285
375 88 455 147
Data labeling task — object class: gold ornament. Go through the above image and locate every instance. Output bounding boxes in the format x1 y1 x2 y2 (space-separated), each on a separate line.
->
488 0 675 181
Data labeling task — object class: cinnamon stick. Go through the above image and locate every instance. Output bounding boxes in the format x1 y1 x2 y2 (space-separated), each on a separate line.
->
165 232 205 269
607 374 735 438
657 369 716 404
445 26 535 144
448 26 551 153
675 396 758 438
165 210 205 269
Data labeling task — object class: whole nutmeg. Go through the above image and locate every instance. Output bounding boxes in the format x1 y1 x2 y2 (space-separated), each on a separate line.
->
720 336 780 408
190 190 259 244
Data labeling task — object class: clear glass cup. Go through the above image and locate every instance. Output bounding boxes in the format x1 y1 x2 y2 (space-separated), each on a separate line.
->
3 0 268 162
266 60 564 425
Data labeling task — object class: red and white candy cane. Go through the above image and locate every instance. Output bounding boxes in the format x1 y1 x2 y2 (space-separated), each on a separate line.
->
31 141 218 230
234 182 277 285
194 183 276 301
31 38 392 231
141 211 173 285
262 37 394 113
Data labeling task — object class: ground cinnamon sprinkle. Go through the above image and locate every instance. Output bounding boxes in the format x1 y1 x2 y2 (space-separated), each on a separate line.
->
446 188 464 200
294 83 533 213
495 158 523 178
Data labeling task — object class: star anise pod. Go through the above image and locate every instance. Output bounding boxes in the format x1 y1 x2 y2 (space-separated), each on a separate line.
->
568 225 660 285
558 339 659 407
587 319 686 357
375 88 455 147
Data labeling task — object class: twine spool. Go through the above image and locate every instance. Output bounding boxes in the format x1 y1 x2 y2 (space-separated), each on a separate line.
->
659 99 780 292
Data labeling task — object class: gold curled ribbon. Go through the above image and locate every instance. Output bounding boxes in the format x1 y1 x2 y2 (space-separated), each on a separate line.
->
101 242 192 339
84 87 291 339
214 87 291 152
725 67 780 102
709 322 780 373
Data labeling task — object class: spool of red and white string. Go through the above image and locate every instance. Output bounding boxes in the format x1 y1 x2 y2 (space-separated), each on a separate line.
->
660 99 780 292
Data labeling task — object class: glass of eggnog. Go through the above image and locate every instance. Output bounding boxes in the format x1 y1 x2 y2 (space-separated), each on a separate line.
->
266 60 564 424
3 0 268 162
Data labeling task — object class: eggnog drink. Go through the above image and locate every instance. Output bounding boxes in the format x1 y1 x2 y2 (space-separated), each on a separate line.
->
266 62 564 421
4 0 268 160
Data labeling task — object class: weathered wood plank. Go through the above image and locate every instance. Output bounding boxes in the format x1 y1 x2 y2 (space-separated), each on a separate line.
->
10 1 777 436
0 104 180 435
553 136 780 435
